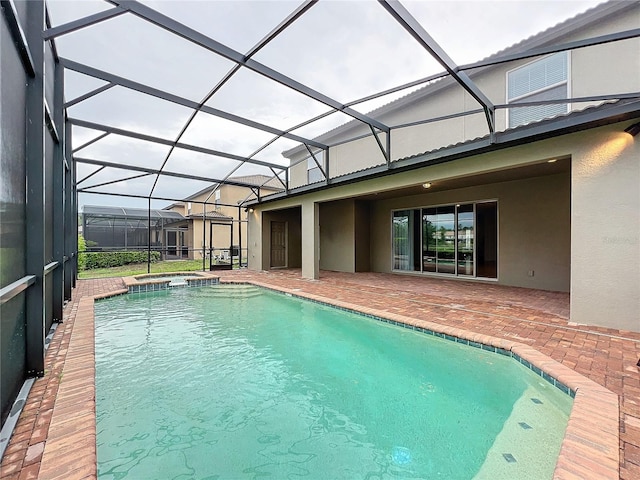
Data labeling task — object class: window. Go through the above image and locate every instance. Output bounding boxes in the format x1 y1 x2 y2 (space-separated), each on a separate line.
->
307 151 325 183
214 190 221 208
507 52 569 128
392 201 497 278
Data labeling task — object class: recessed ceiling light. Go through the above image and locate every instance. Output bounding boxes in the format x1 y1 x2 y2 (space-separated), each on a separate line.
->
422 182 432 189
624 122 640 137
547 159 557 163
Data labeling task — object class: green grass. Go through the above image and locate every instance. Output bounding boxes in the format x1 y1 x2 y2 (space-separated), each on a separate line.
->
78 259 207 279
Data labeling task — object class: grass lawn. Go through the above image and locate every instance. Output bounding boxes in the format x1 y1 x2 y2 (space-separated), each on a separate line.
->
78 259 208 279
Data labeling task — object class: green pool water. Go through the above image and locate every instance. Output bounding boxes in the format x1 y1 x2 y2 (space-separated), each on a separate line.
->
95 285 572 479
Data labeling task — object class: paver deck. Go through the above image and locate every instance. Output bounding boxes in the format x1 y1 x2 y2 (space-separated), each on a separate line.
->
1 270 639 479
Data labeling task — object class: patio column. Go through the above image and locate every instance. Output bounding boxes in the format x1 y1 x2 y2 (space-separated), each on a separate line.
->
301 200 319 280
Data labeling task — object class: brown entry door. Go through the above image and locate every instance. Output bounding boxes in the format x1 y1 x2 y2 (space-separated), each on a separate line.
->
270 221 287 268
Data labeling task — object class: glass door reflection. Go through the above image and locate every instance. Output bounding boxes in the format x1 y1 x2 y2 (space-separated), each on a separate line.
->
436 206 456 274
422 208 437 272
456 204 474 276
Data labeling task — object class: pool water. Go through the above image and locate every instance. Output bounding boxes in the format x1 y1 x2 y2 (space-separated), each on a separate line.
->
95 285 572 479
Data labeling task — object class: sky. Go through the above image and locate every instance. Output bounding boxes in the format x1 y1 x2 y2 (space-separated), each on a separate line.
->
45 0 603 210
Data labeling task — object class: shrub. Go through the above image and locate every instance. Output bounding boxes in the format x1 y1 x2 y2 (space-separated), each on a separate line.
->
83 250 161 270
78 234 87 271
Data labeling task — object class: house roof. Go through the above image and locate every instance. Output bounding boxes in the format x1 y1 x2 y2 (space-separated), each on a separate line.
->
162 174 285 211
186 212 233 222
282 0 638 158
82 205 233 223
179 175 284 202
82 205 185 221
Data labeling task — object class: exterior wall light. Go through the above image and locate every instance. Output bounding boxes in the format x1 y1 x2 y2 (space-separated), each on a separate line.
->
248 208 254 213
624 122 640 137
422 182 432 189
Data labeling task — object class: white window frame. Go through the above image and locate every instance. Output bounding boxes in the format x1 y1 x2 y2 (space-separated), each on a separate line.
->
506 51 571 129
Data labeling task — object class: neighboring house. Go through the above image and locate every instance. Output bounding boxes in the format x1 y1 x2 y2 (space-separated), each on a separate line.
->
82 175 283 263
164 175 284 261
80 205 229 260
246 1 640 332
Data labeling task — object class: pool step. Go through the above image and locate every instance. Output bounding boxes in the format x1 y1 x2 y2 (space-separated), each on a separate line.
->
206 284 263 299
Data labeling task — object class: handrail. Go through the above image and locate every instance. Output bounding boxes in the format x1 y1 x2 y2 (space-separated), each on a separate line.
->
0 275 36 305
43 261 59 275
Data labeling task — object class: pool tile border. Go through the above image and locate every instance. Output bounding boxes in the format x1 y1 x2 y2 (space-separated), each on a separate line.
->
33 279 620 480
122 272 219 294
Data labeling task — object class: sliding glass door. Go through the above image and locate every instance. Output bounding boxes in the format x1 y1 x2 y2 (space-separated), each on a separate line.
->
457 204 474 276
393 201 497 279
393 210 421 272
422 206 455 274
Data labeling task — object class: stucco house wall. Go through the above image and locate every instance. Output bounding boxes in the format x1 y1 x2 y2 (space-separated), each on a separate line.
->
368 171 571 292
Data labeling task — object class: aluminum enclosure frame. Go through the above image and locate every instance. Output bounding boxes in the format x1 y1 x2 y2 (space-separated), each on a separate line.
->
3 0 640 459
40 0 640 205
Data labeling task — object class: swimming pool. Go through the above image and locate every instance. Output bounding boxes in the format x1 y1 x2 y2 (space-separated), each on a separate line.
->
95 284 572 479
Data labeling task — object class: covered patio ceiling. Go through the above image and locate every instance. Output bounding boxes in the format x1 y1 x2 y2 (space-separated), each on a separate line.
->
36 0 640 209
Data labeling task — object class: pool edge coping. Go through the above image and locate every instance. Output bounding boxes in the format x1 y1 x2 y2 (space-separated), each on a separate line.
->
38 280 619 480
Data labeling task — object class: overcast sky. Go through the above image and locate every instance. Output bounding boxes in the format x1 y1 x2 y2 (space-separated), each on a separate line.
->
46 0 603 210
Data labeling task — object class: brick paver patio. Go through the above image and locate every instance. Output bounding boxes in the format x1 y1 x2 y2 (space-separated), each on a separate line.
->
1 270 639 479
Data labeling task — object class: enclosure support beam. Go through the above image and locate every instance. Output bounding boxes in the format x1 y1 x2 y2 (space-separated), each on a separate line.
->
73 132 109 154
77 166 106 186
42 6 126 40
68 117 286 171
64 118 73 300
369 126 390 167
65 83 115 109
61 59 327 150
24 0 46 377
379 0 495 135
67 118 77 292
52 57 65 323
238 206 243 268
304 145 327 181
74 156 262 189
147 197 152 274
109 0 390 133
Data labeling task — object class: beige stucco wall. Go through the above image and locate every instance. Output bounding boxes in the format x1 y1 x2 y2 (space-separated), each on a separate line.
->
319 200 356 272
570 125 640 332
369 172 571 292
330 135 387 177
355 201 371 272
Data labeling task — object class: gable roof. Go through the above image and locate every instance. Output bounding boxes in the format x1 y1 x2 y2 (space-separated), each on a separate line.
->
283 0 638 158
